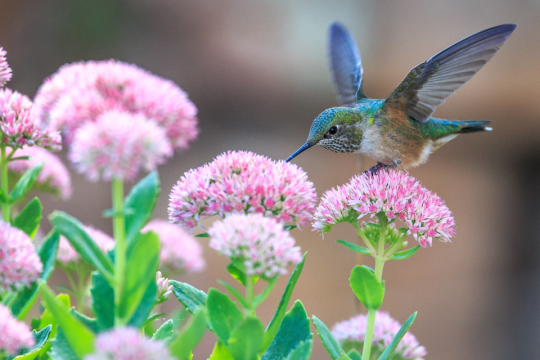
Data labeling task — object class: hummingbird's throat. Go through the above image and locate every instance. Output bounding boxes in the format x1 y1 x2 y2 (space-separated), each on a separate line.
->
319 138 361 153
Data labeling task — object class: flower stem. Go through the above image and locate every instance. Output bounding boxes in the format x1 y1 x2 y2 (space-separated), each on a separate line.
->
245 275 255 317
112 177 126 325
1 146 10 222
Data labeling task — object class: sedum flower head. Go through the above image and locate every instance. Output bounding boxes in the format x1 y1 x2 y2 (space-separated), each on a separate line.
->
84 327 175 360
168 151 317 230
8 146 72 200
0 88 61 150
68 110 172 182
34 60 198 148
0 304 34 354
313 170 455 247
0 47 12 86
57 226 114 266
0 221 42 290
156 271 173 303
331 311 426 360
143 220 205 273
208 213 302 278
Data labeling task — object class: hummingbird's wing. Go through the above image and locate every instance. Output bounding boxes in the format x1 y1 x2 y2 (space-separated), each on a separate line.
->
382 24 516 123
328 22 367 107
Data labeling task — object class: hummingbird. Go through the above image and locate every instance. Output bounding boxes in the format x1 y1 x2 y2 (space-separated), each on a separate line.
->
286 23 516 173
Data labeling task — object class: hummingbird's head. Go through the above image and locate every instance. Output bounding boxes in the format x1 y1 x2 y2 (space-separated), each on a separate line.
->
286 107 362 162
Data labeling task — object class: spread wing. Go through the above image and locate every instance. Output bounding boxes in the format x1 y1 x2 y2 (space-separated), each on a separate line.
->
382 24 516 123
328 22 367 107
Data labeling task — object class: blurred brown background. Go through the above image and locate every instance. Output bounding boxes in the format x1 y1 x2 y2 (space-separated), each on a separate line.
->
1 0 540 358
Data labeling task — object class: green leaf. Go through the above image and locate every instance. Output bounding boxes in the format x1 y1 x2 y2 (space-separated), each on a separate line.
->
49 327 79 360
226 263 259 286
152 319 174 341
227 318 264 360
208 342 234 360
312 316 346 360
11 325 52 360
284 225 297 231
124 171 160 244
252 276 278 307
284 340 313 360
389 245 421 260
349 265 384 310
91 272 114 331
118 231 160 323
40 284 95 358
378 312 417 360
69 309 99 334
11 231 60 319
337 240 372 255
170 280 208 313
261 252 306 353
218 281 249 309
195 232 209 238
127 278 158 328
169 309 207 360
337 355 352 360
347 349 362 360
12 197 42 237
10 163 43 202
49 211 114 282
261 301 312 360
143 313 167 328
207 289 243 345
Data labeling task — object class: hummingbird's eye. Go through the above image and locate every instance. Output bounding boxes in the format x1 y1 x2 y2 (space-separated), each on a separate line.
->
328 126 339 136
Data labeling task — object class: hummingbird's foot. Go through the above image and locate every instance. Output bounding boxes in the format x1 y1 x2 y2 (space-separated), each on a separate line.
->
366 160 401 175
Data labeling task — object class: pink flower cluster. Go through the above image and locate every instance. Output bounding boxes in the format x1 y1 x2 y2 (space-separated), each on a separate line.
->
68 110 172 181
0 47 12 86
331 311 426 360
0 221 42 290
313 170 455 247
0 88 61 150
34 59 198 148
84 327 174 360
156 271 173 302
168 151 317 230
8 146 72 200
208 213 302 278
57 226 114 266
0 304 35 354
143 220 205 273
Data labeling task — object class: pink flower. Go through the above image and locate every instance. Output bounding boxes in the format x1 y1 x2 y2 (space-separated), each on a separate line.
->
68 110 173 182
34 60 198 148
168 151 317 230
312 170 455 247
0 88 61 150
0 221 42 290
0 47 12 86
0 304 34 354
208 213 302 277
331 311 426 360
57 226 114 266
142 220 205 273
84 327 174 360
156 271 173 302
8 146 72 200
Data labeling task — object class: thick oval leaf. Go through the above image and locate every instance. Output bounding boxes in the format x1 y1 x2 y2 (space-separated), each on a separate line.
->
169 309 207 360
49 328 79 360
389 245 421 260
152 319 174 341
284 340 312 360
124 172 160 244
312 316 346 360
378 312 417 360
261 300 312 360
347 349 362 360
195 232 209 238
349 266 384 310
69 310 99 334
11 325 52 360
207 289 243 345
10 163 43 202
337 240 372 255
208 342 234 360
170 280 207 313
228 317 264 360
91 272 114 331
12 197 42 237
261 252 306 353
226 263 259 286
218 280 249 309
127 278 158 328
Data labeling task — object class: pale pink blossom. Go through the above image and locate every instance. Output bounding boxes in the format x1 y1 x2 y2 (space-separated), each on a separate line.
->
208 213 302 277
84 327 174 360
0 47 12 86
34 60 198 148
0 88 61 150
156 271 173 302
8 146 72 200
68 110 172 182
168 151 316 230
143 220 205 273
57 226 114 266
0 304 34 354
313 170 455 247
0 221 42 290
331 311 426 360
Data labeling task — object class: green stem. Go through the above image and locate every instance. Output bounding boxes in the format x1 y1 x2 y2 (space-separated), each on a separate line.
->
112 177 126 325
1 146 10 222
245 275 255 317
352 221 377 254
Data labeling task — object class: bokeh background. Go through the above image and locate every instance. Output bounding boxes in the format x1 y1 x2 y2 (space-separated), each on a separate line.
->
2 0 540 359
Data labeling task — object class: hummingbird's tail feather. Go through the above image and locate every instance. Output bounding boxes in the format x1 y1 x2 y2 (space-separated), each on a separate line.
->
454 120 492 133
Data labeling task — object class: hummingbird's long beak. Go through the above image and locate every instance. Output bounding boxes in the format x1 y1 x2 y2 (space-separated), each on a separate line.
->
286 143 312 162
